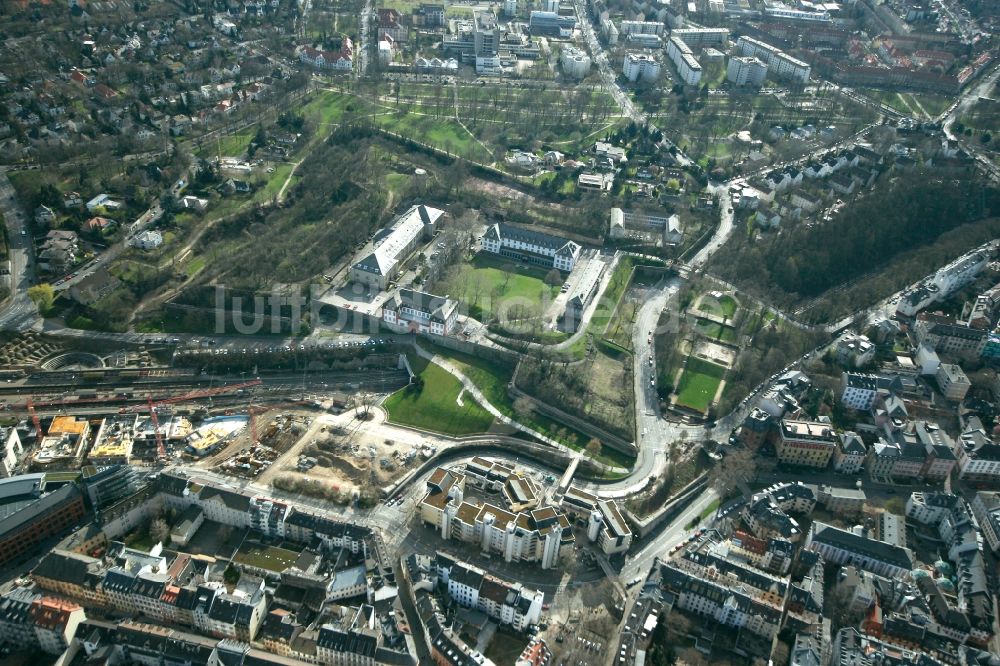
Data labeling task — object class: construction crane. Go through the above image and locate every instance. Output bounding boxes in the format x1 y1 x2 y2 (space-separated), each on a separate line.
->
120 378 264 461
26 396 43 440
122 379 263 415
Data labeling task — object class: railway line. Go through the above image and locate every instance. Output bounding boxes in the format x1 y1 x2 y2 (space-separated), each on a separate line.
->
0 368 410 415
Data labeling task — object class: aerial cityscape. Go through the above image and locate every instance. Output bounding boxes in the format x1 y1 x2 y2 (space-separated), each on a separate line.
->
0 0 997 664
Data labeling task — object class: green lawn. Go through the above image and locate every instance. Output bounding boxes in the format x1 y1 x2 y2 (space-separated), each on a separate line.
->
425 343 635 469
697 293 737 319
383 355 496 435
253 164 298 203
699 498 721 520
234 543 300 572
437 254 560 323
374 111 491 162
718 295 737 318
185 256 206 278
299 90 379 126
196 131 255 159
695 318 737 343
675 357 727 412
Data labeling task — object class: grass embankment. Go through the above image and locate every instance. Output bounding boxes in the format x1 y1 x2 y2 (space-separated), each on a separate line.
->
427 344 635 469
383 354 495 436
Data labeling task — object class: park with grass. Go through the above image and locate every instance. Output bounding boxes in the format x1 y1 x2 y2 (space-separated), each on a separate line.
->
383 354 496 436
675 356 727 413
433 254 560 323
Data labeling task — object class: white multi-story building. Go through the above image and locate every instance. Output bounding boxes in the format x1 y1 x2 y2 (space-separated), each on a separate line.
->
931 248 989 298
840 373 881 411
736 36 810 83
665 38 701 85
670 27 729 45
936 363 971 401
622 52 661 82
726 56 767 86
559 46 591 79
436 558 543 631
382 288 458 336
620 20 664 36
954 421 1000 485
0 428 23 478
768 51 811 83
350 204 443 290
481 223 581 271
420 466 574 569
971 492 1000 553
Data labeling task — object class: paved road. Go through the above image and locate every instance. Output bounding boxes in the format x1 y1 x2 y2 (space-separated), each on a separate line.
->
942 64 1000 181
572 0 692 167
0 168 40 332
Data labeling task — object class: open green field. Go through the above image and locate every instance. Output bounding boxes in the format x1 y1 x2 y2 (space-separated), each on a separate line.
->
234 542 300 572
300 90 380 127
384 355 496 435
196 131 254 159
436 254 559 322
675 356 726 412
374 111 491 162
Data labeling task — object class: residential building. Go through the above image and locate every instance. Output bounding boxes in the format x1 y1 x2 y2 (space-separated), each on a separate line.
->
776 419 837 468
412 3 445 27
954 420 1000 485
623 52 662 83
970 492 1000 553
833 431 867 474
560 46 591 79
620 21 664 36
727 56 767 86
840 372 892 411
577 172 614 191
659 557 784 640
818 485 867 516
382 289 458 336
297 43 353 71
350 204 443 290
736 36 810 82
419 466 574 569
481 223 581 271
914 313 987 358
434 556 543 631
906 491 961 526
665 38 700 85
586 500 633 555
28 596 86 654
131 230 163 250
85 194 122 213
670 28 729 45
936 363 971 400
834 334 876 368
806 522 913 578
